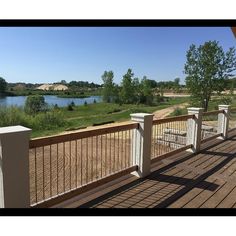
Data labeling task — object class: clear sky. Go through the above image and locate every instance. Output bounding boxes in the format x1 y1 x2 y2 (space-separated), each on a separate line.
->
0 27 235 85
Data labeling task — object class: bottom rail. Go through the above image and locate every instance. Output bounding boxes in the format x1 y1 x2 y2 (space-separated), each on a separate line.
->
151 144 193 165
31 165 138 208
200 133 222 144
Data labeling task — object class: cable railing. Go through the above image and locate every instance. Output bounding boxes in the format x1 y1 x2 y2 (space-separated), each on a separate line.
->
151 114 194 162
29 122 138 207
201 110 223 142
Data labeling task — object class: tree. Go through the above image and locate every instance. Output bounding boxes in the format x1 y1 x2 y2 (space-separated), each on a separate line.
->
140 76 154 105
25 95 47 115
120 69 135 104
60 80 67 85
0 77 7 94
184 41 236 111
174 77 180 93
101 70 115 103
132 77 141 104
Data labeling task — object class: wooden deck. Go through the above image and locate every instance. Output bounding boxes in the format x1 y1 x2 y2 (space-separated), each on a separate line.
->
54 129 236 208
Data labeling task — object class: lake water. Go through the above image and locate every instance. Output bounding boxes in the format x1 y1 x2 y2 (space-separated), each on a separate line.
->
0 95 102 107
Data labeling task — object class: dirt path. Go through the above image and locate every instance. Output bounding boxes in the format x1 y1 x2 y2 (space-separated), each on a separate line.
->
153 102 188 119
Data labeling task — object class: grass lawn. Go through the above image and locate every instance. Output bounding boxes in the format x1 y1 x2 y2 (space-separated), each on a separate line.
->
31 97 189 138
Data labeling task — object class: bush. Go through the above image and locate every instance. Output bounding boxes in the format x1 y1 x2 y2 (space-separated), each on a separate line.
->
170 108 187 117
0 106 66 131
219 96 232 105
25 95 47 115
0 106 29 127
32 111 66 130
67 104 74 111
107 108 122 114
54 104 59 110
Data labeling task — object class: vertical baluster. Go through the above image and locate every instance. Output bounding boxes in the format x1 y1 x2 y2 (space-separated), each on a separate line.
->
80 139 83 186
75 140 78 188
105 134 107 176
91 136 93 182
86 137 89 184
57 143 59 195
69 141 72 190
113 132 115 172
101 135 103 178
109 132 112 174
34 148 38 204
125 130 128 168
42 146 45 201
117 131 120 171
63 142 65 192
50 145 52 197
121 131 124 170
128 129 131 167
96 136 98 179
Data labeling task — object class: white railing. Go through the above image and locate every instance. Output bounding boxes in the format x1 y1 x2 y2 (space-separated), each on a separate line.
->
0 104 232 208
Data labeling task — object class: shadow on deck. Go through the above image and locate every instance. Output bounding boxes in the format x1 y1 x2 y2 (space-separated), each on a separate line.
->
58 130 236 208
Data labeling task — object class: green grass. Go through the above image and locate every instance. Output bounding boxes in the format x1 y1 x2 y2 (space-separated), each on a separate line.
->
0 97 189 138
30 97 188 138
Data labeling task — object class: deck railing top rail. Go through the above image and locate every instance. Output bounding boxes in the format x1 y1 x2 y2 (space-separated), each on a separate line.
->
29 121 138 148
152 114 194 125
202 110 224 116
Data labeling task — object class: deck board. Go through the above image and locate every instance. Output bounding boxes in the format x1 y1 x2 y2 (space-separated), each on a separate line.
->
55 130 236 208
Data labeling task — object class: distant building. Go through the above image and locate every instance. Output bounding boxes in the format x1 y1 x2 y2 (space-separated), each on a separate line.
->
36 84 68 91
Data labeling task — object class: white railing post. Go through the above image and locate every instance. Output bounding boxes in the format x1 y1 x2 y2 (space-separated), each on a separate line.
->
130 113 153 178
0 125 31 208
186 108 203 153
218 105 230 140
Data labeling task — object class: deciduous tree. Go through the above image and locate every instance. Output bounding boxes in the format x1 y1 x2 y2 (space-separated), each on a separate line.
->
184 41 236 111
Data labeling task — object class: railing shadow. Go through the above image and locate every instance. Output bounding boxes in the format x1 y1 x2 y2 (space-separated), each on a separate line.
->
79 134 236 208
152 150 236 208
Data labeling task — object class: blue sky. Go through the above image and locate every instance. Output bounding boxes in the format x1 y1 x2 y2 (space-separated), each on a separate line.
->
0 27 235 85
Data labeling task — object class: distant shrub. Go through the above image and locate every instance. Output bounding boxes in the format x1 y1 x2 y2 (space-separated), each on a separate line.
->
170 108 187 117
107 108 122 114
0 106 29 127
219 96 232 105
67 104 74 111
25 95 47 115
0 106 66 131
130 108 148 113
32 111 65 130
54 104 59 110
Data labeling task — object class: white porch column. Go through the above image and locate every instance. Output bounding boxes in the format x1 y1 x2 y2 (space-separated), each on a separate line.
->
0 126 31 208
218 105 230 139
186 108 203 153
130 113 153 178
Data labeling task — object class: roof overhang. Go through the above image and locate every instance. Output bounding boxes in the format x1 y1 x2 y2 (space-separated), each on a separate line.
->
231 27 236 38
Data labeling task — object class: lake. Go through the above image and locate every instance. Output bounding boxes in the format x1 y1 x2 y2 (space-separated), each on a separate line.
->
0 95 102 107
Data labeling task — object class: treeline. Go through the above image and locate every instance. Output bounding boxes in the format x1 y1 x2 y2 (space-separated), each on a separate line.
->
1 79 102 96
7 80 101 90
101 69 182 105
